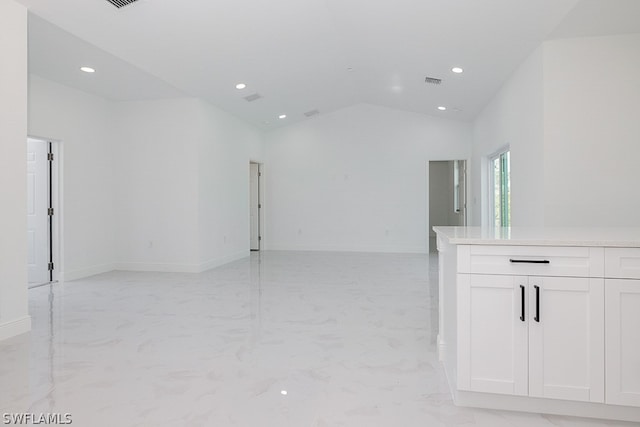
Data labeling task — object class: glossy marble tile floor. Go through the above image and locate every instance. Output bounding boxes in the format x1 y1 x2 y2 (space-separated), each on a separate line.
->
0 251 635 426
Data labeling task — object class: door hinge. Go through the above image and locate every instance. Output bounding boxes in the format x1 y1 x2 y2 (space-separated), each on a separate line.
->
258 172 262 177
258 203 262 209
47 152 54 161
48 262 54 271
48 207 54 216
258 236 262 241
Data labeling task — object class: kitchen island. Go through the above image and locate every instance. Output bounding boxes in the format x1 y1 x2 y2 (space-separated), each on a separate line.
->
433 226 640 423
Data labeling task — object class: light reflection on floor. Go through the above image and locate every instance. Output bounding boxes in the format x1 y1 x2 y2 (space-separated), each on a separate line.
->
0 251 634 426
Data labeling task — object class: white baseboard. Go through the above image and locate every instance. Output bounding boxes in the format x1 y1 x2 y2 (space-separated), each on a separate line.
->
456 390 640 423
264 244 427 254
113 262 201 273
114 251 250 274
198 250 249 273
63 263 116 281
0 316 31 341
62 251 250 279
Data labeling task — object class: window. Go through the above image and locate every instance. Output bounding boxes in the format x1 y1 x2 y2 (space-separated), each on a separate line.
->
490 149 510 227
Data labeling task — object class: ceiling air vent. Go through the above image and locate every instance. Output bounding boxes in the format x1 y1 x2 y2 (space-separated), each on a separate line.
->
304 109 320 118
106 0 140 8
425 76 442 85
244 93 263 102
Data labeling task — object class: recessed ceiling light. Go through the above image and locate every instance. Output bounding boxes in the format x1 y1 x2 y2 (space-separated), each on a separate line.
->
278 114 287 119
347 67 354 72
451 67 463 74
437 106 447 111
80 67 95 73
280 390 288 395
235 83 247 90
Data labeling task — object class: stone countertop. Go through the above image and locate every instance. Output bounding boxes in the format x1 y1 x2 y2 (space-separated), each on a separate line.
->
433 226 640 248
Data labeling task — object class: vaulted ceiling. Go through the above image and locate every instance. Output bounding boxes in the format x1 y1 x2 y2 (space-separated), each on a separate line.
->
16 0 640 129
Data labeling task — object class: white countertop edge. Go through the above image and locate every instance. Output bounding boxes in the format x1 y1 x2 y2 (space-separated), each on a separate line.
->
433 226 640 248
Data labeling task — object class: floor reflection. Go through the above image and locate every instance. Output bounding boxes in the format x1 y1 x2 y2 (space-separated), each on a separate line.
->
0 251 635 426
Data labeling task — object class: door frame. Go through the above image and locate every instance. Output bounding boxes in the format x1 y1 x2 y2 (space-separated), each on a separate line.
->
27 136 63 286
249 161 264 251
427 159 468 252
485 145 510 228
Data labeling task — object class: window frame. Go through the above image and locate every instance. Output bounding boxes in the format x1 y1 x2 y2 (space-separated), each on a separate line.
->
487 147 511 228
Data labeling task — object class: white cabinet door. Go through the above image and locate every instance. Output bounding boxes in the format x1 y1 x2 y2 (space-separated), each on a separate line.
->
528 277 604 402
606 279 640 407
458 274 528 395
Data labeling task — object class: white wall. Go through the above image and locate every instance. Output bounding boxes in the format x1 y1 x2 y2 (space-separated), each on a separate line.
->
0 0 31 340
543 34 640 226
471 46 545 227
196 100 263 270
263 103 472 253
29 78 264 276
472 34 640 229
112 98 201 272
29 75 116 280
112 98 263 273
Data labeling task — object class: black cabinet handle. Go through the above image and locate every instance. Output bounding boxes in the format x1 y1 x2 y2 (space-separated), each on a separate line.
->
534 285 540 322
520 285 525 322
510 259 550 264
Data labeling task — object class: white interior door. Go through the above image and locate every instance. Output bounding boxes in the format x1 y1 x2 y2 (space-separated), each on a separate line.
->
249 163 260 250
27 139 50 284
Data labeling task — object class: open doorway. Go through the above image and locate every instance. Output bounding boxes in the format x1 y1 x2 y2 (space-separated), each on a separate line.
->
428 160 466 252
27 137 59 287
249 162 262 251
